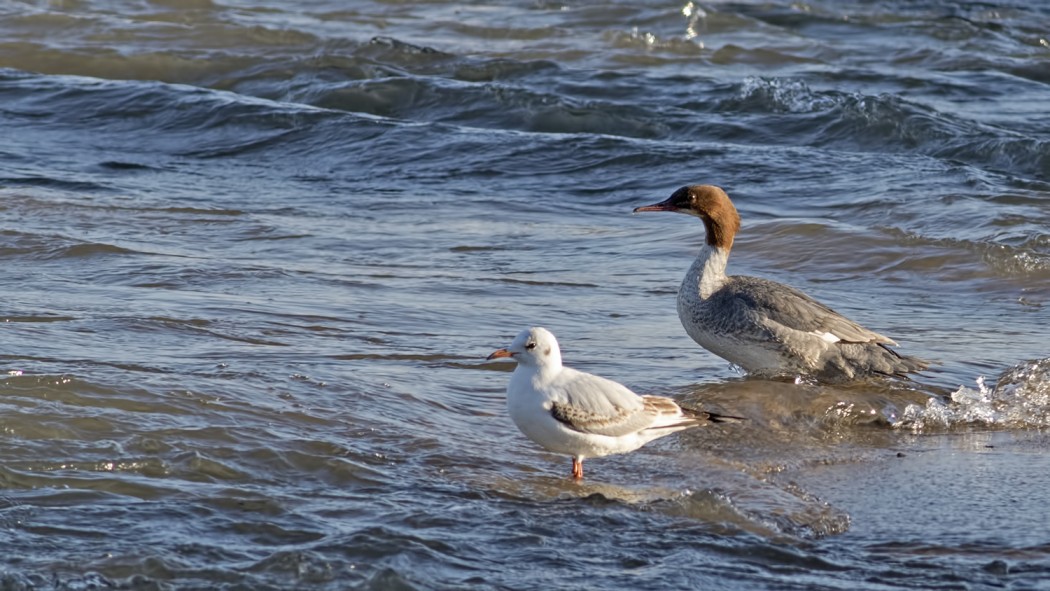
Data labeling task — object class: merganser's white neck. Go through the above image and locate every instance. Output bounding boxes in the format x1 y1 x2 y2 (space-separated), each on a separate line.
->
686 243 730 299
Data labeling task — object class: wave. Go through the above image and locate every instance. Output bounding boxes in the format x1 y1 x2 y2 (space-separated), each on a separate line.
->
0 228 147 261
6 35 1048 182
722 77 1050 181
897 357 1050 431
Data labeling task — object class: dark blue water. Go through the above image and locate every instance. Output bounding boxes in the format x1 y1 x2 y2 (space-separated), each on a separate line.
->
2 1 1049 589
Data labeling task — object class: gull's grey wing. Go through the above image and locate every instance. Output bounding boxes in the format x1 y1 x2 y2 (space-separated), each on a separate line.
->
547 367 656 438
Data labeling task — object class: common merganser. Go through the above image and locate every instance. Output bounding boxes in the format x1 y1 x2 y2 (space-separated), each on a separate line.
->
487 327 741 480
634 185 928 381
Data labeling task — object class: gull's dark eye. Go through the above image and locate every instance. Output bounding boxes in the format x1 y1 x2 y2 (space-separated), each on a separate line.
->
525 341 537 351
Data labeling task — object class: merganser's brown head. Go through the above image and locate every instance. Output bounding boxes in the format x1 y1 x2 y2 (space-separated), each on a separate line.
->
633 185 741 250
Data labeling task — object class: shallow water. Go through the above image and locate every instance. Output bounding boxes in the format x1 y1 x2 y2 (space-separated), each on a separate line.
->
2 0 1050 589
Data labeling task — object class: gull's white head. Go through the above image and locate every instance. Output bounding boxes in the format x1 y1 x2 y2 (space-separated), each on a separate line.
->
487 326 563 368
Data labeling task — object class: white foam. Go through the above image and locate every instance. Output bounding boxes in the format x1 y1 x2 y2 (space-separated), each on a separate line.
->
896 358 1050 431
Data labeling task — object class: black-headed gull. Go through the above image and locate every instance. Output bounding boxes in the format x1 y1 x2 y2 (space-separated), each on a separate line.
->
634 185 928 381
487 326 740 480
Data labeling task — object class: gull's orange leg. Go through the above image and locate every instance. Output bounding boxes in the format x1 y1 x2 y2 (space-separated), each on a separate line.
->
571 457 583 480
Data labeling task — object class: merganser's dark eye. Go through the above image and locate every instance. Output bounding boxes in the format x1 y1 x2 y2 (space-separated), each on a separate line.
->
525 342 537 351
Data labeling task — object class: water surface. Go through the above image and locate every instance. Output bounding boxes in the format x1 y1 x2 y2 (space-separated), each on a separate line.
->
2 0 1050 589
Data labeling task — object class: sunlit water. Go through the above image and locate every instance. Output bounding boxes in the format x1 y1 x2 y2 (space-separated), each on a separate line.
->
2 0 1049 589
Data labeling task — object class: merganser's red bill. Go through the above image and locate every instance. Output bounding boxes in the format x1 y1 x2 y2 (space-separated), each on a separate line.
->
632 200 676 213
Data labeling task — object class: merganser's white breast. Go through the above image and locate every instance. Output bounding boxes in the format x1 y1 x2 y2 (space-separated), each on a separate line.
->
675 243 796 374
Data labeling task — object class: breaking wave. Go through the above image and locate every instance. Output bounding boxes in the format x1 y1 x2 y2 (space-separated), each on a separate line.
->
898 358 1050 431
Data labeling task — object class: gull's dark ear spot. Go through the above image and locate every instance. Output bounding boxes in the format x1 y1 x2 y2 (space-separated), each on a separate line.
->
544 347 551 356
